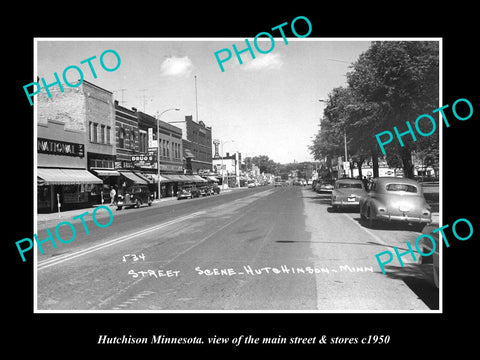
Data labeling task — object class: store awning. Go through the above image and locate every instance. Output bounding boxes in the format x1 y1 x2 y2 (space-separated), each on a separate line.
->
92 169 120 177
119 171 149 185
37 168 103 186
190 175 207 182
133 171 152 184
207 176 220 182
161 174 183 182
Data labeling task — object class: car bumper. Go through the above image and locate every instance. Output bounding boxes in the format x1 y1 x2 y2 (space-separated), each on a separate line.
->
332 200 359 206
375 213 431 223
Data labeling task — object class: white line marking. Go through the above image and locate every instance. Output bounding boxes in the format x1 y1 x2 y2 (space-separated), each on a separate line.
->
37 211 206 270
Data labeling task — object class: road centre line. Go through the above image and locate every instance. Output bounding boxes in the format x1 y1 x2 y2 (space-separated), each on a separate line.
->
37 211 206 270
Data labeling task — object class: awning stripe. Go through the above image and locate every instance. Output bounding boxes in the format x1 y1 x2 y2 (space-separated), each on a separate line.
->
37 168 103 185
119 171 148 184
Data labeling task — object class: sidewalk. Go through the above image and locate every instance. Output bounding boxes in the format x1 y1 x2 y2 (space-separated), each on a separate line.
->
36 196 177 230
35 186 250 230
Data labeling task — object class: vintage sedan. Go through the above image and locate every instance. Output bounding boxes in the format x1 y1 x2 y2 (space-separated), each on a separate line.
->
359 177 431 231
317 179 334 193
117 185 153 210
331 179 367 211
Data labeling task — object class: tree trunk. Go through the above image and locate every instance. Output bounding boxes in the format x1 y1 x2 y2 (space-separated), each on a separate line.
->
400 147 415 179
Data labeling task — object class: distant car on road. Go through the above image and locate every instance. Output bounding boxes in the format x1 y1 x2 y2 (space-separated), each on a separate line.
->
331 179 367 211
359 177 431 231
117 185 153 210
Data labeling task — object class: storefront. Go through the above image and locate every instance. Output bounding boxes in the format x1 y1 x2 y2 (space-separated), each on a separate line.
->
37 167 103 212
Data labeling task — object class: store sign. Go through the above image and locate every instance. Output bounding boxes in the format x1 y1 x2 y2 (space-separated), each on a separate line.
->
38 138 85 158
131 154 155 163
132 152 156 169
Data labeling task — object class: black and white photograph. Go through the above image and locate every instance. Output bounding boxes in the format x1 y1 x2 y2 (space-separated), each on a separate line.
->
32 37 441 312
7 6 478 356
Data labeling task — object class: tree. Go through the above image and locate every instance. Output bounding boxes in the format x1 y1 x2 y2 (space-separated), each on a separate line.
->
250 155 278 174
346 41 439 178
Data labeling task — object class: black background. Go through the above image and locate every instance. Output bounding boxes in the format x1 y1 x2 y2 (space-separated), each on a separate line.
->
7 4 477 356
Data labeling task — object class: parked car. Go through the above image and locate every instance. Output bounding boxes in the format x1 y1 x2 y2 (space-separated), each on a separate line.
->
331 178 367 211
177 188 192 200
117 185 153 210
198 185 211 196
212 184 221 194
416 222 439 288
177 185 201 200
359 177 431 231
317 180 334 193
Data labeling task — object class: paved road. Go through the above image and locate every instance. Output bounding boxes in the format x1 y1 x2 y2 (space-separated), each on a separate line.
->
36 186 438 311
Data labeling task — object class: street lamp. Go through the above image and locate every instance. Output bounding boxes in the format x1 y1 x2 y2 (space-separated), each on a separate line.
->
157 108 180 200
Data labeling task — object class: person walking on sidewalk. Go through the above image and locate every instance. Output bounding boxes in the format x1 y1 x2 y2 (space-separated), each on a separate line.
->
109 186 116 206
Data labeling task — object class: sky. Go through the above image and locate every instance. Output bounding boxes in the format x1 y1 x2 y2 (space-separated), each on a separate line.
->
36 38 371 164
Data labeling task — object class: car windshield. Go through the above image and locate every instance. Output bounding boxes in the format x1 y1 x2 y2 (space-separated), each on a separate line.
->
385 183 417 193
337 183 363 189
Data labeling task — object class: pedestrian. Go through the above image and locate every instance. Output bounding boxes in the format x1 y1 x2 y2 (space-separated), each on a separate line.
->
109 186 116 206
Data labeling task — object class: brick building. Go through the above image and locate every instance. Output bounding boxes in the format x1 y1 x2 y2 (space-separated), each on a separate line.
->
36 81 112 212
178 115 212 174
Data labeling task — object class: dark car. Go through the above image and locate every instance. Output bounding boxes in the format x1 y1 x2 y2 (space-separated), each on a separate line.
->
177 185 201 199
331 179 367 211
198 185 211 196
117 185 153 210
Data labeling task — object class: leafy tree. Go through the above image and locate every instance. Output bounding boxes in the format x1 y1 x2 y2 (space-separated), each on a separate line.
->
310 41 439 179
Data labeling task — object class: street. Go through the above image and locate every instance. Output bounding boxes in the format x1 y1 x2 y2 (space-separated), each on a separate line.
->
36 185 439 311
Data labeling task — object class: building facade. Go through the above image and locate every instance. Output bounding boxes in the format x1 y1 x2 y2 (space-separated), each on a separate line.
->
212 152 241 188
37 82 108 212
136 111 185 198
84 81 117 203
179 115 212 174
